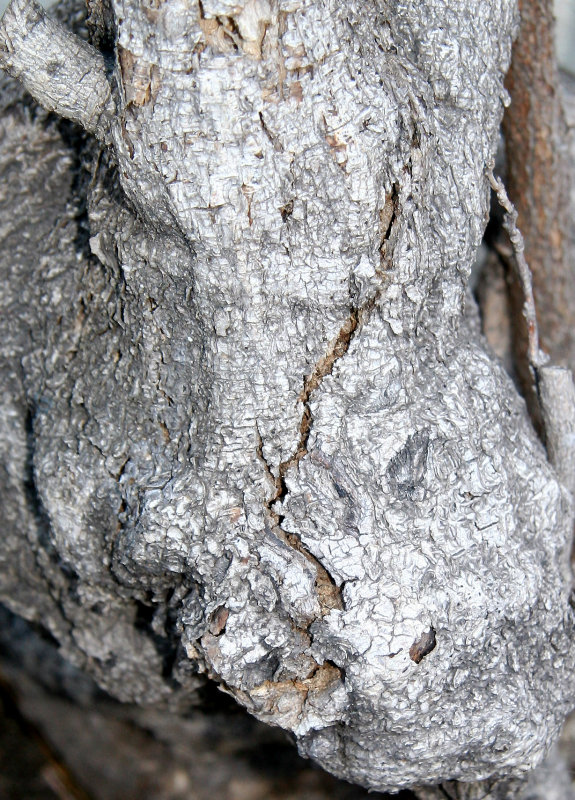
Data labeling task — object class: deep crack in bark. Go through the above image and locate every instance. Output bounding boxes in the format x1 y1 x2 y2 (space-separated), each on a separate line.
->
257 311 366 616
257 424 342 616
257 187 401 618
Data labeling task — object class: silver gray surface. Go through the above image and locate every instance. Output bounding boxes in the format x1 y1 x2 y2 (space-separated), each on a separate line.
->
0 0 575 796
0 0 570 75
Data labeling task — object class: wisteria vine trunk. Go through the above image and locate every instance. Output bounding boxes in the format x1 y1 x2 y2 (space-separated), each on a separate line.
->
1 0 575 796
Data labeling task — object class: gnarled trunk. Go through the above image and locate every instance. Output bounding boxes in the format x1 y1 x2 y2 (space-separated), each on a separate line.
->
1 0 575 795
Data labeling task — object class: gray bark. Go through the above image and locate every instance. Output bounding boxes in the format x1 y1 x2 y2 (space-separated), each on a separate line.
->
0 0 114 138
1 0 575 795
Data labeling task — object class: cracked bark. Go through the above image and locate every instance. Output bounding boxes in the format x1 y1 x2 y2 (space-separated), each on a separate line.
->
258 423 343 618
259 184 401 618
1 0 575 796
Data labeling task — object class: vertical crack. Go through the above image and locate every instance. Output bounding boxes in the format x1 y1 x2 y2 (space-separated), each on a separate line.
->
256 310 363 616
257 185 401 617
300 311 359 401
257 430 343 616
379 183 399 271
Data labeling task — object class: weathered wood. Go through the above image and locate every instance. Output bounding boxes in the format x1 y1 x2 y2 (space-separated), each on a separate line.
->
1 0 575 795
537 366 575 496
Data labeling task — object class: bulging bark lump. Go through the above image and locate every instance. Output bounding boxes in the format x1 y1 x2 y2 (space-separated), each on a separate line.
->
0 0 574 793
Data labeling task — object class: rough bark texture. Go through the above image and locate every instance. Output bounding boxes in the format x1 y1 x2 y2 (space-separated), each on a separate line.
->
0 606 572 800
1 0 575 795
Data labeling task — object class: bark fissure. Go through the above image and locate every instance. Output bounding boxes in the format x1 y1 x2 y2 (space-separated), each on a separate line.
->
256 307 368 618
256 424 343 617
379 183 399 270
249 660 343 711
256 188 401 618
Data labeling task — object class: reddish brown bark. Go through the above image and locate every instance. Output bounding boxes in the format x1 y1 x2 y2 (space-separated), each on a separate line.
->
503 0 575 369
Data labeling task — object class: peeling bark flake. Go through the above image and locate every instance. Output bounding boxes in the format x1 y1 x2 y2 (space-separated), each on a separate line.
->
409 628 437 664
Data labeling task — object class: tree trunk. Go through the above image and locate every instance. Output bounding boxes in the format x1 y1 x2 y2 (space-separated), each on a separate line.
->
1 0 575 796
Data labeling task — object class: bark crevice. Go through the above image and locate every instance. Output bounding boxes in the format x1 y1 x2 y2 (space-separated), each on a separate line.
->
256 187 402 619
